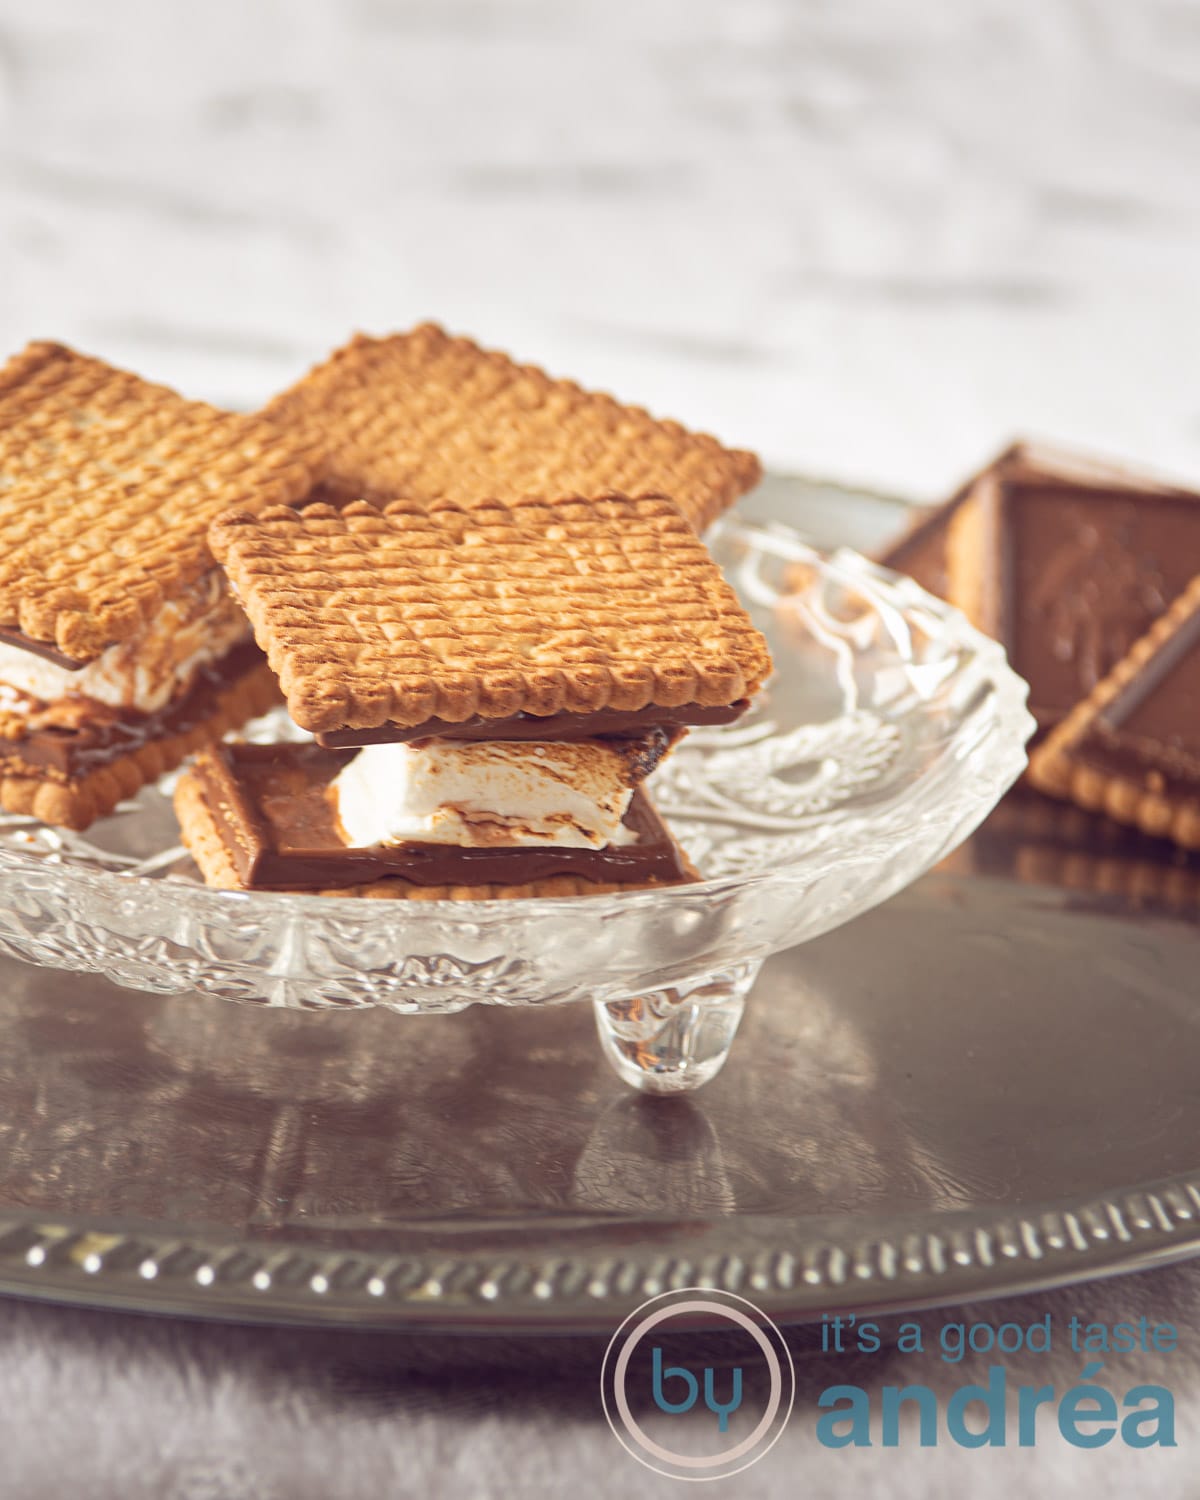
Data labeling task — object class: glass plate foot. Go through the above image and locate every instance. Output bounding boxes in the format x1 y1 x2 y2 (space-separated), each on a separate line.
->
593 960 761 1094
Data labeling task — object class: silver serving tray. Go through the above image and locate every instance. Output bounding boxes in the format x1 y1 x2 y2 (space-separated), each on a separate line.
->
0 476 1196 1330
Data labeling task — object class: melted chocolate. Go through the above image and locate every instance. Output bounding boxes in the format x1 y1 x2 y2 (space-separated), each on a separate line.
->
315 699 749 748
192 742 695 891
0 640 266 779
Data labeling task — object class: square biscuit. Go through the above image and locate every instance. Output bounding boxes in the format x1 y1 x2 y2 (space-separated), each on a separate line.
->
263 324 760 533
210 491 774 735
0 341 323 661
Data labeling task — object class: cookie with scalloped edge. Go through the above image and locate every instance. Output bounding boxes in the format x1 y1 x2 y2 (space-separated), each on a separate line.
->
264 324 760 534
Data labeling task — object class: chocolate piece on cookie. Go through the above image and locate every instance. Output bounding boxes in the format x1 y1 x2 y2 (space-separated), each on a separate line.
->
1029 576 1200 850
264 324 760 533
938 442 1200 735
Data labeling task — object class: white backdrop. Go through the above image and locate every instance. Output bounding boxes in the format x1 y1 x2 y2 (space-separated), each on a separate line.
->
1 0 1198 498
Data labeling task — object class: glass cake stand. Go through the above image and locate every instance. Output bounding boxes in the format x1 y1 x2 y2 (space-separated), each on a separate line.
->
0 513 1034 1093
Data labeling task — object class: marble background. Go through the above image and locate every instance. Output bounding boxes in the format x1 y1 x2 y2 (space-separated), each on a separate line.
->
1 0 1199 498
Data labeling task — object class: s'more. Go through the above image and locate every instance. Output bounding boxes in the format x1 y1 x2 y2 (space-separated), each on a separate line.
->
0 341 322 828
263 323 761 534
176 491 773 898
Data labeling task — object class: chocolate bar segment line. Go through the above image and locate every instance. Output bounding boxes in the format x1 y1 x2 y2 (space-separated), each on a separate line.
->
314 698 750 747
190 742 693 891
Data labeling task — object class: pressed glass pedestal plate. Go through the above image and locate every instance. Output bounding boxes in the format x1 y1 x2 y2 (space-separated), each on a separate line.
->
0 498 1032 1095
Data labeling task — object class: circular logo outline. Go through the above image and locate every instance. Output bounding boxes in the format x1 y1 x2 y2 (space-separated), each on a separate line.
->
600 1287 795 1482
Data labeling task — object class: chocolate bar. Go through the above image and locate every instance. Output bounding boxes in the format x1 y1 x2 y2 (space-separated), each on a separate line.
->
877 443 1200 736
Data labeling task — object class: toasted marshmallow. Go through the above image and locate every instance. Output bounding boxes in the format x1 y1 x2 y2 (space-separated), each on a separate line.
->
332 738 663 850
0 575 249 716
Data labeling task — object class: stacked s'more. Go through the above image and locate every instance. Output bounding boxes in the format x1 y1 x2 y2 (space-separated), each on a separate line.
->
0 341 321 829
174 325 771 899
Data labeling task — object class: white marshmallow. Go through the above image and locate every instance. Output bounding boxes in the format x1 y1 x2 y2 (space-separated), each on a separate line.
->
332 738 645 850
0 578 249 715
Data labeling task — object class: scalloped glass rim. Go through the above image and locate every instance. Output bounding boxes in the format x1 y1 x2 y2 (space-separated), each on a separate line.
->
0 516 1035 1010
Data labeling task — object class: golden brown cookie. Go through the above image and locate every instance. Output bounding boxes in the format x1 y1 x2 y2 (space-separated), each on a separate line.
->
210 491 773 735
264 324 760 533
0 341 323 661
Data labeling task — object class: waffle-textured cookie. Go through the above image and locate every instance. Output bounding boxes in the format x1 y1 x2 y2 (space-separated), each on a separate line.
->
0 342 323 662
173 770 697 899
1029 575 1200 850
264 324 760 533
0 659 280 831
211 491 774 735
